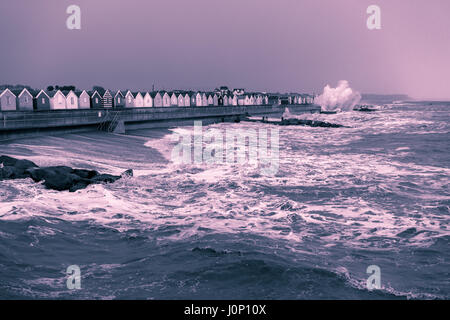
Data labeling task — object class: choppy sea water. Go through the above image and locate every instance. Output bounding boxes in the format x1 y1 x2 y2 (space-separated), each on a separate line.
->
0 101 449 299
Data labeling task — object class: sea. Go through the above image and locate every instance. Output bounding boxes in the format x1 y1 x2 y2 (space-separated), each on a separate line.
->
0 100 448 299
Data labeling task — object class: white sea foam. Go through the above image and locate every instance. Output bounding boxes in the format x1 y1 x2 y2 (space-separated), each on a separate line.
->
0 106 449 250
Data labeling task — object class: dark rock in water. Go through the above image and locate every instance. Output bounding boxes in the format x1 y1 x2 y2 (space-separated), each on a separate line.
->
320 111 338 114
0 156 38 179
73 169 99 179
0 155 132 192
280 118 345 128
121 169 133 177
43 173 83 191
90 174 121 184
0 155 20 167
69 181 91 193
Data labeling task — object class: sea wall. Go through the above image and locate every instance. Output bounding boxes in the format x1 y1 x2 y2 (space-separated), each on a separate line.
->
0 104 320 141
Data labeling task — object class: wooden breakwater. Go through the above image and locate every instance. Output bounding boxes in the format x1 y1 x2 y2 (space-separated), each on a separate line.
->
0 104 321 141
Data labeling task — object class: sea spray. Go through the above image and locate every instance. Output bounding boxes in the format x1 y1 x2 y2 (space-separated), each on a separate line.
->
315 80 361 112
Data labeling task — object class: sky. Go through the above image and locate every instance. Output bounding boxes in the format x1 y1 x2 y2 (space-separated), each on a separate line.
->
0 0 449 99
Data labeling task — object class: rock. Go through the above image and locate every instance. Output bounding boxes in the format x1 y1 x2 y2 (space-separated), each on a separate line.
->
121 169 133 177
26 168 47 182
279 118 345 128
0 166 17 179
43 173 82 191
69 181 91 193
73 169 99 179
0 155 19 166
0 156 38 180
90 174 121 184
1 155 131 192
14 159 38 170
26 166 73 182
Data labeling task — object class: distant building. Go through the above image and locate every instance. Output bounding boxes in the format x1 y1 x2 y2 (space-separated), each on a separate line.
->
268 95 280 105
170 92 178 106
213 93 219 106
223 95 228 106
102 90 113 108
207 93 214 106
13 88 33 111
143 92 153 107
64 90 78 109
0 88 17 111
183 93 190 107
190 92 202 107
76 90 91 109
162 92 171 107
125 91 134 108
33 90 51 110
229 95 238 106
90 91 103 108
237 95 245 106
49 90 67 110
132 92 144 108
176 93 185 107
114 91 125 108
152 92 163 107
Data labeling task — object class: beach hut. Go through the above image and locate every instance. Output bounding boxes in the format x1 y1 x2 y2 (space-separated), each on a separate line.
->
207 93 214 106
33 90 51 110
133 92 144 108
76 90 91 109
113 91 125 108
13 88 33 111
90 91 103 108
238 95 245 106
0 88 17 111
183 93 190 107
102 90 113 108
162 92 171 107
213 94 219 106
143 92 153 107
268 95 280 105
223 95 228 106
177 93 185 107
125 91 134 108
255 94 263 106
201 93 208 107
229 95 238 106
152 92 163 107
64 90 79 109
170 92 178 106
245 95 253 106
48 90 66 110
190 92 202 107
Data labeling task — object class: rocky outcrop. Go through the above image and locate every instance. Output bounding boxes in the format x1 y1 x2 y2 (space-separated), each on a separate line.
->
0 155 132 192
280 118 346 128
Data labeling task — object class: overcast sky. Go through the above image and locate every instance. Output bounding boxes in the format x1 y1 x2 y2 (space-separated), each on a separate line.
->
0 0 449 99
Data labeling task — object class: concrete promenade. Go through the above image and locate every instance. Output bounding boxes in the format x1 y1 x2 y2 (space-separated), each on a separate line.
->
0 104 321 141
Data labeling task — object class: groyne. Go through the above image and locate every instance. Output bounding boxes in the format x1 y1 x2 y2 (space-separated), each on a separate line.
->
0 104 320 141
